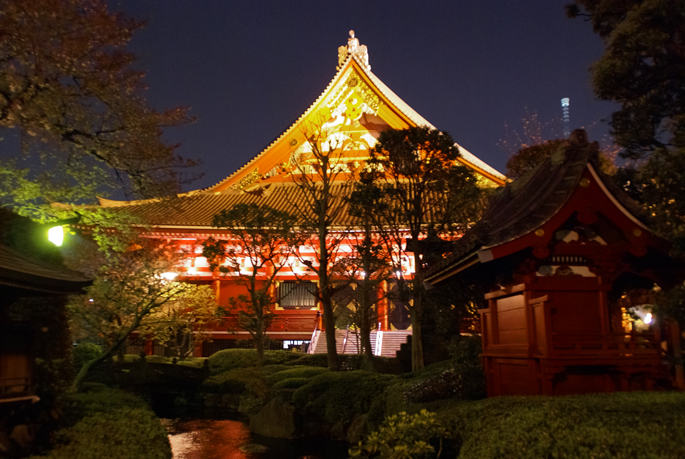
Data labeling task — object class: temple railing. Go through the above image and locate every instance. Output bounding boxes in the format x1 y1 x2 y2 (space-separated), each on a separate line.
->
549 332 661 357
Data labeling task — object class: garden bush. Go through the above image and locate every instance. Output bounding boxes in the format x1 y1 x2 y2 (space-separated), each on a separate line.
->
31 388 170 459
284 353 380 370
266 366 329 386
272 377 312 390
442 392 685 458
201 367 268 397
292 371 397 426
350 410 447 459
403 364 485 404
208 349 301 374
72 343 102 369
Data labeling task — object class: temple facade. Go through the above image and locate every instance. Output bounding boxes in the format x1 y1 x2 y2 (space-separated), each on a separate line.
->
99 32 505 356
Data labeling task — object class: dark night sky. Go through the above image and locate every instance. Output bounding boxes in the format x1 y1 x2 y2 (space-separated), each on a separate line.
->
115 0 617 191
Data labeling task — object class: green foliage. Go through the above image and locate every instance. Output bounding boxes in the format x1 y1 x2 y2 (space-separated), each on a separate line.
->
31 389 170 459
285 353 371 370
353 126 485 371
569 1 685 252
122 354 206 368
569 0 685 157
442 392 685 458
350 410 447 459
201 367 258 395
143 284 219 359
0 208 63 263
204 203 299 365
266 366 330 386
272 377 312 390
292 371 396 426
207 349 302 375
505 139 566 179
72 343 103 369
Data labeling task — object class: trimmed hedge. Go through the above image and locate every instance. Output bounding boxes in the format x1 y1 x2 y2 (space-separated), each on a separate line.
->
207 349 302 375
272 377 312 390
31 388 170 459
266 366 329 386
201 367 268 396
292 371 396 426
284 353 397 372
441 392 685 458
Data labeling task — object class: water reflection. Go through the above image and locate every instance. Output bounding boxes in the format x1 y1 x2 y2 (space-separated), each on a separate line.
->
165 418 252 459
163 418 349 459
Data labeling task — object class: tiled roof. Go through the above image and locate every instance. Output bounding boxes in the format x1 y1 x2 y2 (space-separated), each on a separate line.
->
0 244 91 294
425 131 651 280
104 182 362 230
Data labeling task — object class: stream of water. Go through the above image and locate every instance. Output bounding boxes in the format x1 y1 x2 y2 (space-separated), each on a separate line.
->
163 416 349 459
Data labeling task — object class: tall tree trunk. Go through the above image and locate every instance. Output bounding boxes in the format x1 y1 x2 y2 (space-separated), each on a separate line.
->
361 305 374 358
319 221 340 371
411 246 425 371
410 307 424 371
322 294 340 371
255 327 265 367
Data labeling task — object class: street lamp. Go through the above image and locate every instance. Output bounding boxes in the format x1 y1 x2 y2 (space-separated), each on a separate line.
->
47 215 81 247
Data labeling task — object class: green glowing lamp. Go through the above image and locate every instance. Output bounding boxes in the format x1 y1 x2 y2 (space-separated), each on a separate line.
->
47 214 81 247
48 225 64 246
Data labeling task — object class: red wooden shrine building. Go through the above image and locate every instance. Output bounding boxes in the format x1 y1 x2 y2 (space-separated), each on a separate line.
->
427 130 685 396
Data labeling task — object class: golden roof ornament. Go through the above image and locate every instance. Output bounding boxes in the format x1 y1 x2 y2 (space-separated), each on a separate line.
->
338 30 370 71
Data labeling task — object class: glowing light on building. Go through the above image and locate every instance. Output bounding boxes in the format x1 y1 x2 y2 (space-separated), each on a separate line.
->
160 272 179 281
561 98 570 137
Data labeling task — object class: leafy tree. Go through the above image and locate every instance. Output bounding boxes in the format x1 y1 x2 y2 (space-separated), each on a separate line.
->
505 139 567 179
143 284 218 359
67 240 198 391
0 0 197 220
354 127 483 370
334 220 392 358
567 1 685 246
202 203 298 366
283 121 361 371
567 0 685 158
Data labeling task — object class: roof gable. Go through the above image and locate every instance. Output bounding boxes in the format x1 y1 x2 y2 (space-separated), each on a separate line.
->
427 130 665 282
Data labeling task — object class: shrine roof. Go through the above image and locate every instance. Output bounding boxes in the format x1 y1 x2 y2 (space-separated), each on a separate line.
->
0 244 91 294
426 130 652 282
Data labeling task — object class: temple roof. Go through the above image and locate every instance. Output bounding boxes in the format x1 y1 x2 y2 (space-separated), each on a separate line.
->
426 130 654 282
105 182 361 231
0 244 91 294
98 32 505 226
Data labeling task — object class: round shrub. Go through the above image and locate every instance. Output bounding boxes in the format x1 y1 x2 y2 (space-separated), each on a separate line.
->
201 367 267 397
292 371 396 426
32 389 170 459
72 343 103 368
208 349 302 374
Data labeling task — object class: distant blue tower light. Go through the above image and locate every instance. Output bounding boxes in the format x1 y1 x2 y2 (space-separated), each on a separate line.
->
561 97 570 137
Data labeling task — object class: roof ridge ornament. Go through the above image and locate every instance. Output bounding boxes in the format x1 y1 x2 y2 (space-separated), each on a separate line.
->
338 30 370 71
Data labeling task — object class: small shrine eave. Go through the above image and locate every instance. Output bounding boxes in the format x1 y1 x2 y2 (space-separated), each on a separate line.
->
426 130 666 286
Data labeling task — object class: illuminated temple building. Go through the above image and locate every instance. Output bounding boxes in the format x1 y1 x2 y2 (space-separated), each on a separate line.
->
99 32 505 356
